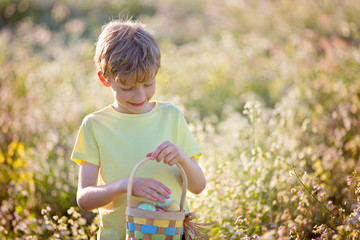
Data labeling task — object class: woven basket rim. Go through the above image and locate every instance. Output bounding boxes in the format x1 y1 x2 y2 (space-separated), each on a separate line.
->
126 206 186 221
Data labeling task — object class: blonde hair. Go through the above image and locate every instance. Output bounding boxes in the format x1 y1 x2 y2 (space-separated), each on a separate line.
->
94 20 161 84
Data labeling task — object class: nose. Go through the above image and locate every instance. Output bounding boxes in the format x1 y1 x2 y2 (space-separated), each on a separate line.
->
132 87 146 102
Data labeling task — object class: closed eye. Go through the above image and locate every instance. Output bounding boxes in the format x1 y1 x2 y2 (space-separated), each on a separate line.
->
144 79 155 87
120 87 133 91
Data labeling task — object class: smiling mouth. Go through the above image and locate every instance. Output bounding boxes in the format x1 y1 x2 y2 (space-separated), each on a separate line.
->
129 100 146 107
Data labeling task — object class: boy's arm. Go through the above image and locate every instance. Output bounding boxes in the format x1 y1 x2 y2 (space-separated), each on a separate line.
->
179 156 207 194
77 161 171 212
77 161 127 211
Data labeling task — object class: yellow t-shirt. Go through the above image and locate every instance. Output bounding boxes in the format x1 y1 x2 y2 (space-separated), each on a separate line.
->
71 101 201 240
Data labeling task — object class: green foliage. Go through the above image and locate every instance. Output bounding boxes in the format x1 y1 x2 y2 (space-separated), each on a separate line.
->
1 0 360 239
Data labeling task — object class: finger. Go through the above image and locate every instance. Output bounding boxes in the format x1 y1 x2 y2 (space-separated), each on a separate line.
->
145 180 171 196
145 188 166 203
158 145 174 162
146 180 172 198
163 151 176 165
167 157 179 166
151 141 171 160
150 148 162 162
150 146 163 160
142 192 158 202
146 152 153 157
157 183 172 198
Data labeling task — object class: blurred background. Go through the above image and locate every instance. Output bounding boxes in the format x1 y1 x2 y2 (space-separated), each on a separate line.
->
1 0 360 239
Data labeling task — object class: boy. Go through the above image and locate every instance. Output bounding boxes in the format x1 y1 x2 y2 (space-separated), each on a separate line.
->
71 19 206 239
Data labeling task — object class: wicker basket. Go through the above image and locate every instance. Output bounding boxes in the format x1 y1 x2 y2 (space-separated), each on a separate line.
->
125 158 188 240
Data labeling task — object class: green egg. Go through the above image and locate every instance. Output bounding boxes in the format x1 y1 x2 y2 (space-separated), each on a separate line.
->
137 202 156 211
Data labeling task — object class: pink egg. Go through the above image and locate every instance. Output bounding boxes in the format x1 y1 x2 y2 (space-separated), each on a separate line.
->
132 202 141 208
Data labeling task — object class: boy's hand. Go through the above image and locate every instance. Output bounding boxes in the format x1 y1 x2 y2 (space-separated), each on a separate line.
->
146 140 187 166
131 177 171 203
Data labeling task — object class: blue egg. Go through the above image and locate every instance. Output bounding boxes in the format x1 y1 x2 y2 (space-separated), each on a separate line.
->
156 193 172 208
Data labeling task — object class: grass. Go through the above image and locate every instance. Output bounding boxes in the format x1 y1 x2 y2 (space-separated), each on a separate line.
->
1 0 360 239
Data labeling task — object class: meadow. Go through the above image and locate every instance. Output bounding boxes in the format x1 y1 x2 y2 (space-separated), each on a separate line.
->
1 0 360 239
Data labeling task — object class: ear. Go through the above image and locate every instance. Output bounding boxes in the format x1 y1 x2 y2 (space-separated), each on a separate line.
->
98 71 111 87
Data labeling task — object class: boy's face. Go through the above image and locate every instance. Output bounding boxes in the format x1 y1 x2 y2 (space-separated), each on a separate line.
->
109 77 156 114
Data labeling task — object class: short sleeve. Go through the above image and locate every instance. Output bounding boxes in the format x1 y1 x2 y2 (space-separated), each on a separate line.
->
177 110 202 159
71 118 100 166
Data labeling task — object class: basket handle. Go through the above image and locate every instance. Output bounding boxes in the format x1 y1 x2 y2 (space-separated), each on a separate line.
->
126 157 188 210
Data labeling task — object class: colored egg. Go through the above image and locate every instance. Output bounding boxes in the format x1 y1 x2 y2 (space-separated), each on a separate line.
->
163 200 180 212
132 202 141 208
156 207 165 212
156 193 172 208
137 202 156 211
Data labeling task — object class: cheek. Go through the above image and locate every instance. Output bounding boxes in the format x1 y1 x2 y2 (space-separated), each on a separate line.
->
112 89 128 101
146 85 156 98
